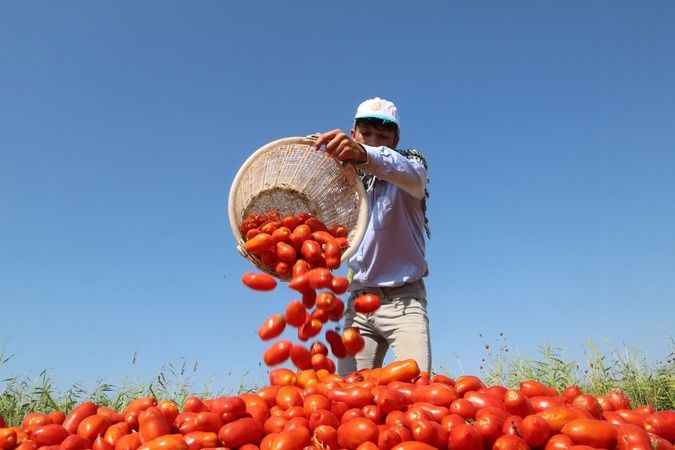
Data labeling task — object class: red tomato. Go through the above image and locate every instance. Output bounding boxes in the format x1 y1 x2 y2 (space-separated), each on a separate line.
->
353 294 381 314
292 260 311 278
537 406 592 433
644 411 675 442
307 268 332 290
571 395 602 419
448 423 484 450
330 276 349 294
412 383 458 407
137 435 187 450
316 292 338 311
337 418 378 450
325 330 348 358
264 340 292 366
616 424 651 450
284 300 307 327
276 386 304 410
504 389 532 417
0 429 17 450
519 380 557 398
183 432 217 450
242 272 277 291
157 400 179 425
138 407 170 443
298 319 322 341
60 435 91 450
560 418 617 449
63 402 99 434
300 240 322 263
276 242 297 264
258 314 286 340
114 432 141 450
103 422 130 448
493 435 529 450
244 233 275 255
97 407 123 425
342 328 365 355
561 385 582 403
450 398 478 419
521 415 552 448
77 414 110 441
290 344 313 370
32 425 69 446
218 417 263 448
22 413 52 433
454 376 486 396
544 434 573 450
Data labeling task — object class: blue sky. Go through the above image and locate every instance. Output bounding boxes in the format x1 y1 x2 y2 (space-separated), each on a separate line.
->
1 2 673 393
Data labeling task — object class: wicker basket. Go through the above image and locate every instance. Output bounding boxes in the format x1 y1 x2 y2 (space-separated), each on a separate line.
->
228 136 369 277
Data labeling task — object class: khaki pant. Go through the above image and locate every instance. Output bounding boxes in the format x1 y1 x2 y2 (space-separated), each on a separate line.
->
337 280 431 376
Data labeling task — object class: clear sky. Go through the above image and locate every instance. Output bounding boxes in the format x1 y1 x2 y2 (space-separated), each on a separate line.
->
1 2 673 394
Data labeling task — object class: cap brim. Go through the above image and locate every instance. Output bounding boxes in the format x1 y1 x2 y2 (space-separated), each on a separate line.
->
354 113 399 126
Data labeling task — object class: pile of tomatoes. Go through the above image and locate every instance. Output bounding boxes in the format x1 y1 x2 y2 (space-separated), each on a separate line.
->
240 210 380 373
1 362 674 450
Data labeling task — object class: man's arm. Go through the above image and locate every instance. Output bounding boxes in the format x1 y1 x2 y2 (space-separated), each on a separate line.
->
313 129 427 200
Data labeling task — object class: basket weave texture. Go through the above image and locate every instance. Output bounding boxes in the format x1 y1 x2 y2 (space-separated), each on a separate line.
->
228 136 369 276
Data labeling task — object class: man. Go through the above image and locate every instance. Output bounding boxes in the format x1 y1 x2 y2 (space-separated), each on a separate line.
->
313 97 431 375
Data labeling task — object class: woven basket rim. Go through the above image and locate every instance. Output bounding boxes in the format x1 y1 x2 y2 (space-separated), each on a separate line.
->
227 136 369 276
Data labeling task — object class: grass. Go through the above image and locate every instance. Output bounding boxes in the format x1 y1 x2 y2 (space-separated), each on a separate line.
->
1 341 674 426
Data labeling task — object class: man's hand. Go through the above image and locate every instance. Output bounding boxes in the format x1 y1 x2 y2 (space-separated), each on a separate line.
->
313 129 367 164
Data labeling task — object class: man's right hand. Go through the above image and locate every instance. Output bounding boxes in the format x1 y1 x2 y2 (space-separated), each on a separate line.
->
313 129 367 164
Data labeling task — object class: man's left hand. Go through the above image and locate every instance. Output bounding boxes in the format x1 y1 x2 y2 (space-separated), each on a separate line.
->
313 129 367 164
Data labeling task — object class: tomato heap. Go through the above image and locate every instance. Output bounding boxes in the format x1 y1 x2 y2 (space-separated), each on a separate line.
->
1 365 674 450
240 210 380 373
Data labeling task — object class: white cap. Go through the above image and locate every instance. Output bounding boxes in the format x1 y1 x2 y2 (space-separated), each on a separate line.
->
354 97 399 127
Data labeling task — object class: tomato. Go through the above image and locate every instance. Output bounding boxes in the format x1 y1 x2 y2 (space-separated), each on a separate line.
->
307 268 332 290
302 395 330 418
60 435 91 450
596 395 614 412
125 397 157 415
391 442 437 450
242 272 277 291
316 292 338 312
0 429 17 450
241 394 271 426
441 413 466 434
183 396 208 413
504 389 532 417
493 435 530 450
285 344 311 370
292 260 311 278
412 383 458 407
22 413 51 433
529 396 565 413
537 406 592 433
114 432 141 450
308 410 339 431
183 432 217 450
330 276 349 295
156 400 179 425
450 398 478 419
274 386 303 410
290 225 312 250
448 423 484 450
375 360 420 385
301 290 316 309
544 434 573 450
342 328 365 355
97 407 124 425
93 435 114 450
464 391 504 410
376 427 402 450
647 432 673 450
259 314 286 340
606 389 631 410
616 424 651 450
77 414 110 441
300 240 322 263
408 419 441 447
264 416 288 434
32 425 69 446
48 412 65 426
570 395 601 419
521 414 552 448
264 340 292 366
519 380 557 398
353 294 380 314
276 242 297 264
138 407 170 443
313 425 338 450
289 274 311 293
474 411 505 448
63 402 99 434
180 412 221 434
261 221 279 235
137 435 187 450
454 376 486 396
560 418 617 449
270 426 311 450
218 417 263 448
298 319 322 341
272 226 292 244
644 411 675 442
15 442 38 450
324 330 347 358
311 353 331 372
561 386 582 403
275 261 292 278
282 301 306 328
270 369 297 387
311 306 330 323
244 233 275 255
282 216 301 230
337 418 378 450
372 388 406 416
103 422 130 447
328 299 345 322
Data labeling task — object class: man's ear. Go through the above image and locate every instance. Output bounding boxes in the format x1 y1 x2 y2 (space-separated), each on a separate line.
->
351 128 357 139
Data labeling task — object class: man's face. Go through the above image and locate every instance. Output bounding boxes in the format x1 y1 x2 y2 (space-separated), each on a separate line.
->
352 122 399 149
